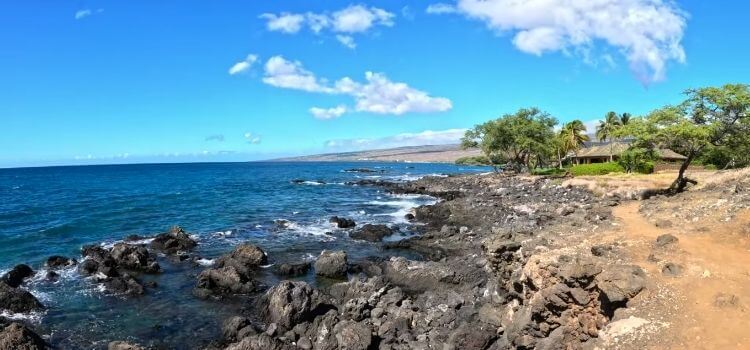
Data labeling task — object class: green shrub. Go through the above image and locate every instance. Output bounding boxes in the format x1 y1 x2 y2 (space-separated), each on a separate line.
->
531 168 567 176
704 164 718 170
570 162 625 176
455 155 492 166
636 161 654 174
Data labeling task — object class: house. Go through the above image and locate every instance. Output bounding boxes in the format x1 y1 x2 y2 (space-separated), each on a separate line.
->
570 141 687 164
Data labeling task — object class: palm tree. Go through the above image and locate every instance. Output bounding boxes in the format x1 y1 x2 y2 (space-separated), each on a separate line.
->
620 112 632 125
596 111 623 161
560 120 590 165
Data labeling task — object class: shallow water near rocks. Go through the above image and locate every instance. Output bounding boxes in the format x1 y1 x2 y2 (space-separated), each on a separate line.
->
0 161 488 348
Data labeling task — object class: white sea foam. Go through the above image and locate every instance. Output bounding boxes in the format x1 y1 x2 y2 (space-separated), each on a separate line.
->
196 258 215 267
100 237 155 249
1 310 45 323
367 193 437 223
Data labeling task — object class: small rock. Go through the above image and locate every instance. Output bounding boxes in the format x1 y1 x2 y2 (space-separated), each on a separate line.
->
350 224 393 242
714 293 741 308
275 262 311 277
329 216 356 229
1 264 34 288
661 262 683 277
108 341 145 350
655 234 679 248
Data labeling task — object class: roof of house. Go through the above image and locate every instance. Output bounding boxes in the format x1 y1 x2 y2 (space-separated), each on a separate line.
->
572 141 687 160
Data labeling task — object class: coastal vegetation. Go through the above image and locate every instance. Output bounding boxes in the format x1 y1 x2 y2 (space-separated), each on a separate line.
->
461 83 750 193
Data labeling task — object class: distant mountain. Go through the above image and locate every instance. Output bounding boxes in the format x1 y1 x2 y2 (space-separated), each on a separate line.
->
270 144 482 163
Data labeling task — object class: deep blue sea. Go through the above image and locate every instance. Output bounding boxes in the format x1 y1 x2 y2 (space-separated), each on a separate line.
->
0 161 489 349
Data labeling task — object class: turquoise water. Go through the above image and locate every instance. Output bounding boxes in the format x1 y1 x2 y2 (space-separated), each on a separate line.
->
0 161 488 349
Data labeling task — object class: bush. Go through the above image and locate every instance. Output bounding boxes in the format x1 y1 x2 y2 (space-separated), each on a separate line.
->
531 168 567 176
455 155 492 166
570 162 625 176
636 161 654 174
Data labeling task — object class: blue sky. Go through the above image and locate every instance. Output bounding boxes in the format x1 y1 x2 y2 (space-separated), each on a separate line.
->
1 0 748 168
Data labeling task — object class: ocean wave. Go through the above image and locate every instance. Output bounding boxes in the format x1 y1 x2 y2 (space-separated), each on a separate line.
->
273 219 336 241
99 237 155 250
196 258 215 267
366 193 437 223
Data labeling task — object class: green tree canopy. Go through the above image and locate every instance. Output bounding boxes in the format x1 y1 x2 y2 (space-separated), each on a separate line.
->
462 108 558 172
619 84 750 192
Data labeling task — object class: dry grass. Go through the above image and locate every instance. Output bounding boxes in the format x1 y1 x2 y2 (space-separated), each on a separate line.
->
562 170 722 198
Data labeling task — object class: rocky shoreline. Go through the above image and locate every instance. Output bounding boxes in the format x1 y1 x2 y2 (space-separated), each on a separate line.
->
2 172 653 349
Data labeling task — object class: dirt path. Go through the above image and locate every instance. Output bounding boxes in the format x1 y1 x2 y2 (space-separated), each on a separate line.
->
612 202 750 349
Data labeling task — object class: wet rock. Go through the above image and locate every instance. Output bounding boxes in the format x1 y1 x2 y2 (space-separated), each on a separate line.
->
275 262 311 277
150 226 197 254
333 320 372 350
655 234 679 248
0 322 47 350
194 266 259 299
344 168 379 173
0 280 43 313
223 316 258 343
45 256 77 269
1 264 34 288
350 224 393 242
314 250 348 279
661 262 683 277
329 216 356 229
108 341 145 350
596 265 646 308
110 243 160 273
404 213 415 221
102 274 145 296
216 244 268 276
258 281 334 332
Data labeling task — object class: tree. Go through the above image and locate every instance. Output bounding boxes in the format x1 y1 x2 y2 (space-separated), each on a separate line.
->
620 84 750 193
597 111 623 161
462 108 558 173
620 113 632 125
558 120 590 167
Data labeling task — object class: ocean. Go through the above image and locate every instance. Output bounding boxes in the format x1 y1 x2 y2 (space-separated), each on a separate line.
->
0 161 489 349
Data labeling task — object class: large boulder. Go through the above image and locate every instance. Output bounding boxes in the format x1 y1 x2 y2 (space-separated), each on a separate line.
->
350 224 393 242
333 320 373 350
314 250 348 279
216 244 268 277
150 226 197 254
78 245 151 295
194 266 259 299
0 281 43 314
596 265 646 308
0 322 47 350
110 243 160 273
258 281 334 332
1 265 34 288
329 216 356 229
45 256 77 269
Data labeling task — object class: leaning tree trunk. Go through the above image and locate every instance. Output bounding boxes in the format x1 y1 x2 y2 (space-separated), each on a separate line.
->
669 152 697 194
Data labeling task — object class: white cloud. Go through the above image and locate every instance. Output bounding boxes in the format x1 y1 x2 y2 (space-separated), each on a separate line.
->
261 56 452 117
244 132 262 145
310 105 348 120
75 8 103 20
259 5 395 48
259 13 306 33
325 128 467 150
347 72 453 115
426 3 457 14
449 0 687 84
331 5 394 33
228 54 259 75
262 56 334 93
336 35 357 49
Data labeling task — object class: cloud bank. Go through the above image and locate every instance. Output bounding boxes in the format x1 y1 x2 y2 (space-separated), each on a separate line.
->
325 128 467 150
428 0 687 84
261 56 452 118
